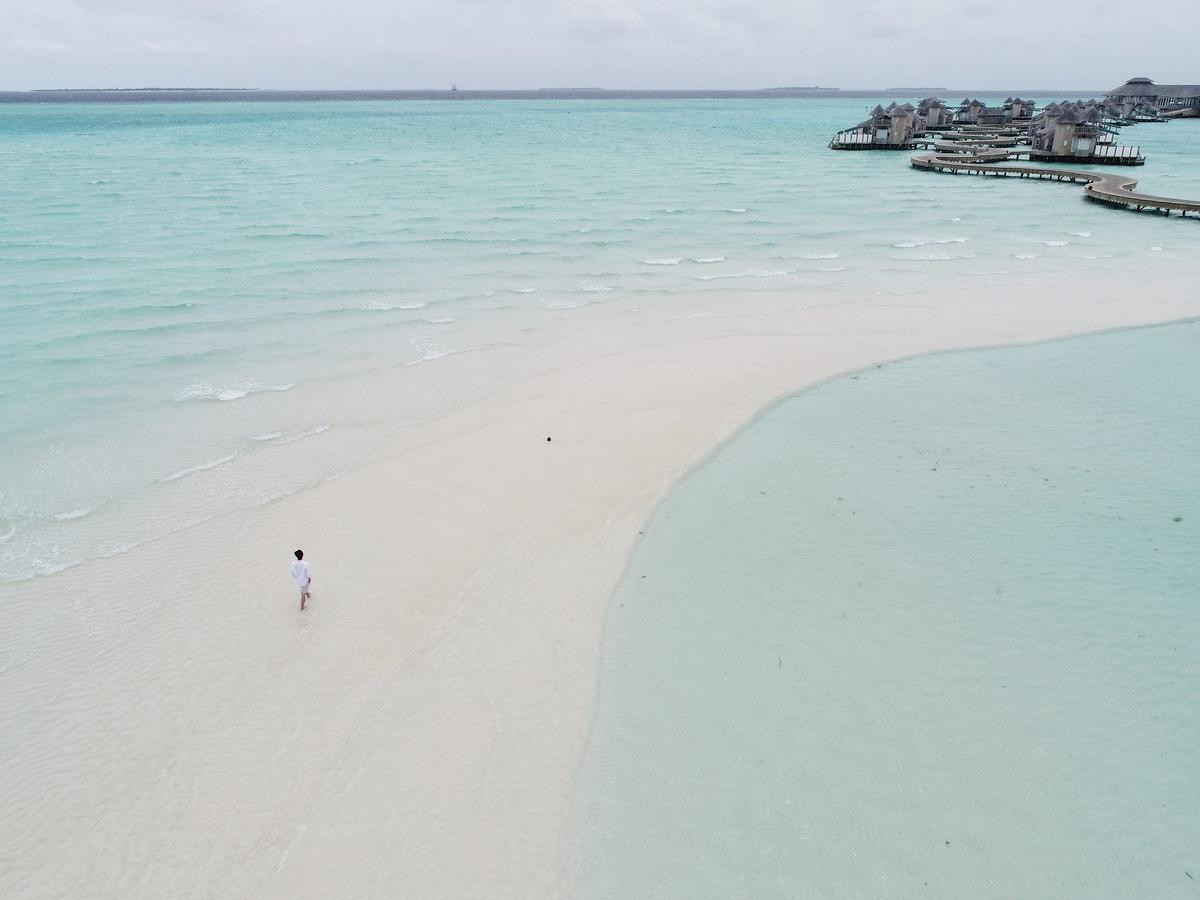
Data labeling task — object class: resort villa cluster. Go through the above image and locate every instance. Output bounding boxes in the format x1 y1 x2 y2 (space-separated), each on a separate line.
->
828 78 1200 219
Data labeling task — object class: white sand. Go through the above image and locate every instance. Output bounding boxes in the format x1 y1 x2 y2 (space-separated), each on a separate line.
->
2 275 1197 898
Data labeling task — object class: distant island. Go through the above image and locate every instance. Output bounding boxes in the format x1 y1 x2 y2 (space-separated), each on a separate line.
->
32 87 259 92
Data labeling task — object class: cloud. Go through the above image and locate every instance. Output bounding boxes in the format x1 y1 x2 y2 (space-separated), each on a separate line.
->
0 0 1196 90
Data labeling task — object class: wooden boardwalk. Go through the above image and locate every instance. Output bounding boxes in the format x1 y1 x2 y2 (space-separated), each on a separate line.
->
911 151 1200 218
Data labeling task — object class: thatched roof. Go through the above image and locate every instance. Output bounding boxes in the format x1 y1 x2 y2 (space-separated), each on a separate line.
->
1108 78 1200 99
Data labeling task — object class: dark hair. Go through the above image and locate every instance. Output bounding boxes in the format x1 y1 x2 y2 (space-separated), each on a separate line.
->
294 549 304 560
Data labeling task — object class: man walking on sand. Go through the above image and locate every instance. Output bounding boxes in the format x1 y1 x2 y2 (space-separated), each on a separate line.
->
291 549 312 610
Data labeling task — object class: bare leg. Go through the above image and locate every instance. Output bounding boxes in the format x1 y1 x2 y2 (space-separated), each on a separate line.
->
300 590 308 610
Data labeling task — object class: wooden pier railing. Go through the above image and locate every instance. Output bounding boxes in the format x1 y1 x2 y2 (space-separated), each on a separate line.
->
910 151 1200 218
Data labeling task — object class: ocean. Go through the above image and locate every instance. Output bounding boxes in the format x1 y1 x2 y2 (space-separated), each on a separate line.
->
566 320 1200 898
1 98 1198 581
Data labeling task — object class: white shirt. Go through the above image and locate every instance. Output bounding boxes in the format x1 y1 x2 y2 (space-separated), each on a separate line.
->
291 559 311 588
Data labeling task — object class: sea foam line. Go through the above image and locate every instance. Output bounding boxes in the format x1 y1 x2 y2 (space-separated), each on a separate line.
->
693 268 795 281
362 300 427 311
404 345 488 367
53 507 95 522
271 424 332 445
160 452 239 483
177 382 294 403
891 238 969 249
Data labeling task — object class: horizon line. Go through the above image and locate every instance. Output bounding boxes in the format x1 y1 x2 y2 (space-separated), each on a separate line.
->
3 85 1111 95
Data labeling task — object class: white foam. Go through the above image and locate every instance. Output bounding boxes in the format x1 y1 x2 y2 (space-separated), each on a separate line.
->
251 431 285 442
271 424 332 445
641 258 682 266
694 268 794 281
404 345 487 366
363 300 427 311
428 317 457 324
818 266 848 272
1044 240 1069 247
1013 253 1038 260
53 508 95 522
511 287 538 293
177 382 294 403
691 256 725 263
724 208 747 213
542 297 603 310
579 284 614 294
891 238 969 249
1070 231 1091 238
160 452 238 483
802 252 840 260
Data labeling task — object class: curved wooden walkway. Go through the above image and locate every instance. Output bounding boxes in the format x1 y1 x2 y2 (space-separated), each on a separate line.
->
911 150 1200 218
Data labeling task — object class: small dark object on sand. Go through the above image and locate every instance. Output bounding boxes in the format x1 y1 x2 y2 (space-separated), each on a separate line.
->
1173 516 1182 522
546 436 552 442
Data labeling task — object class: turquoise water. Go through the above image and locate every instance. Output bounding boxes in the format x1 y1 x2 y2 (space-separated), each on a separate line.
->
566 321 1200 898
2 100 1199 580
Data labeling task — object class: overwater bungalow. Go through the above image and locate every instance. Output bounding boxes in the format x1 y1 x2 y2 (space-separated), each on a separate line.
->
957 96 1035 127
829 101 923 149
918 97 952 128
1007 97 1035 119
1029 101 1142 164
954 98 988 124
1104 96 1162 123
1107 77 1200 118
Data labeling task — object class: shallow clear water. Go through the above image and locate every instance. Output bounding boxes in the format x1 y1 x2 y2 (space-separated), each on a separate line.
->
566 321 1200 898
2 99 1198 580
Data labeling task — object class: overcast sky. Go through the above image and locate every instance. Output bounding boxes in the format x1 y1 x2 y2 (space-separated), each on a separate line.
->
3 0 1197 91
